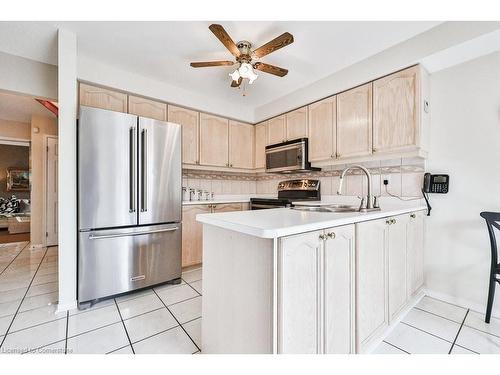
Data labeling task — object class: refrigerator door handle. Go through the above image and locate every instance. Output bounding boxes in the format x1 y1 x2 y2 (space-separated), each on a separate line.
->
88 226 179 240
129 126 136 213
141 128 148 212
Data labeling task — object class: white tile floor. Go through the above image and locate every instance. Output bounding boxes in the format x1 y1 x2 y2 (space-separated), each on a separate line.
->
2 241 500 354
0 242 202 354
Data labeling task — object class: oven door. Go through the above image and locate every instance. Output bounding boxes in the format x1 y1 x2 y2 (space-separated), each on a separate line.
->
265 141 306 173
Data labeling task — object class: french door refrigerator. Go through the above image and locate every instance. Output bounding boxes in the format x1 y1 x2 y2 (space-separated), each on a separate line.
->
78 106 182 305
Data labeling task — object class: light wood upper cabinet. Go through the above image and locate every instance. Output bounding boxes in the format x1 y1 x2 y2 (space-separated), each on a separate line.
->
373 65 420 153
254 121 267 169
337 83 373 158
229 121 254 169
199 113 229 167
128 95 167 121
168 105 199 165
79 83 127 113
286 106 308 141
182 204 210 267
308 97 336 162
267 115 286 145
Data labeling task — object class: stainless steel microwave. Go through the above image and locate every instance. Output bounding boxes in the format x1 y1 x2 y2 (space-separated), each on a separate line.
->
265 138 321 173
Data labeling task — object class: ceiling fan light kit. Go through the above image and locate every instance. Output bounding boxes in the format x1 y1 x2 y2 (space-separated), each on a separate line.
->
190 24 294 89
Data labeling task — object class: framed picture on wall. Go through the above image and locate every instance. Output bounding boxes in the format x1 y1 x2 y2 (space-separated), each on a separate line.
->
6 168 30 192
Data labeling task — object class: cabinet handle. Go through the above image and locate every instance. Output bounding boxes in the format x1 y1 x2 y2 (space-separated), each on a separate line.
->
391 218 397 224
327 232 336 239
319 234 327 241
230 163 233 167
410 213 416 219
386 219 391 225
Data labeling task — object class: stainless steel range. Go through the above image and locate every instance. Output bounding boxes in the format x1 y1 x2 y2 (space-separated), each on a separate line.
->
77 106 182 306
250 179 320 210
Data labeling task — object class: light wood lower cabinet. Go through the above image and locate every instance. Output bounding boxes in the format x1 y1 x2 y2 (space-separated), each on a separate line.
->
356 211 424 353
278 224 355 354
79 83 128 112
128 95 167 121
182 202 246 267
182 205 210 267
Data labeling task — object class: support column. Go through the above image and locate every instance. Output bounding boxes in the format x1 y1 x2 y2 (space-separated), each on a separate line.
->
57 28 78 312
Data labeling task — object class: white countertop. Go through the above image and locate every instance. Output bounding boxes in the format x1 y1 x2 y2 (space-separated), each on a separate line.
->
196 197 427 239
182 194 275 206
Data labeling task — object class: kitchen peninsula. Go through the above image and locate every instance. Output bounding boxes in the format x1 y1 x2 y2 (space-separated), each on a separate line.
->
197 197 427 354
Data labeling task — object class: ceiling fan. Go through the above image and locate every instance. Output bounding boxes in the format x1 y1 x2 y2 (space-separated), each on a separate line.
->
190 24 294 88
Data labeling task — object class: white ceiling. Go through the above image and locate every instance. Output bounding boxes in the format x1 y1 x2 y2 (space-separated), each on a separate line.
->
0 21 441 110
0 91 56 123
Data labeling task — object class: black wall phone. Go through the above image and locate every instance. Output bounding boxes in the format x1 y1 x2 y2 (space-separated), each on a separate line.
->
421 173 449 216
423 173 449 194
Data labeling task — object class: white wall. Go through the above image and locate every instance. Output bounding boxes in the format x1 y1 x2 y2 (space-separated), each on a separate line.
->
0 51 57 100
425 50 500 315
57 29 78 312
77 55 254 123
255 21 500 122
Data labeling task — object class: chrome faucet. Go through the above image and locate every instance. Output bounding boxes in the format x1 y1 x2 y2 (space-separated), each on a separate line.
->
337 165 380 211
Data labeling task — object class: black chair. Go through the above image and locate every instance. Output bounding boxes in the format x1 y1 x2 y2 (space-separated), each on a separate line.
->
480 212 500 323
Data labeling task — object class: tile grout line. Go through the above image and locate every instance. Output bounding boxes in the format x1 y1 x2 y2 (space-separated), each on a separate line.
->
0 242 30 278
400 321 455 344
0 246 48 351
183 278 202 297
448 309 469 354
381 340 410 354
113 298 135 354
413 306 465 325
152 288 201 353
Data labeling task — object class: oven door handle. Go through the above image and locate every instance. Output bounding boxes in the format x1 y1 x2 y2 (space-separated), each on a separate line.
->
251 203 288 209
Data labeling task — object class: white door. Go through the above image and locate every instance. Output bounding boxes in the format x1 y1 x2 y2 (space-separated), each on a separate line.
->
46 136 58 246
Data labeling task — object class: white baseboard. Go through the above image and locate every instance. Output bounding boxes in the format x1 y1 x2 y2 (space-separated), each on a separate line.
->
424 288 500 318
57 300 77 313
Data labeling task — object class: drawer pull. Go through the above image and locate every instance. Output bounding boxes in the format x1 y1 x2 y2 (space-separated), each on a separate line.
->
327 232 336 239
89 227 178 240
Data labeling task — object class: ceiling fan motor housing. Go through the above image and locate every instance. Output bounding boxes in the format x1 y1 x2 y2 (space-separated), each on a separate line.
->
236 41 253 62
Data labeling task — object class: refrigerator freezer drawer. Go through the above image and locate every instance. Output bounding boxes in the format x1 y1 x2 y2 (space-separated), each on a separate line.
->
78 223 181 303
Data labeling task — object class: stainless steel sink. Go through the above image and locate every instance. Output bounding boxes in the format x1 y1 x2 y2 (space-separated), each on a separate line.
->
292 204 359 213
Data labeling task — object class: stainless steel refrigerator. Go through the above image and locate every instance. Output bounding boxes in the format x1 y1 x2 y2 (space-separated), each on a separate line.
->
78 106 182 305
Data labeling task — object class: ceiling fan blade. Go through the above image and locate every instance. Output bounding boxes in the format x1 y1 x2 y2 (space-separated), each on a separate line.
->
252 32 294 58
190 61 235 68
231 77 243 88
209 24 240 57
253 62 288 77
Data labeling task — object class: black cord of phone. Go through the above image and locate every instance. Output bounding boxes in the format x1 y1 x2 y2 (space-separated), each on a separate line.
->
421 188 432 216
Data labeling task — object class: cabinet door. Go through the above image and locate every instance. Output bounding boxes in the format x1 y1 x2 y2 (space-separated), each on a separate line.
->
212 203 242 213
182 204 210 267
324 225 355 354
286 106 308 141
387 215 410 321
407 211 424 297
128 95 167 121
79 83 127 113
373 66 420 153
308 97 336 162
254 121 267 169
267 115 286 145
337 83 372 158
229 121 254 169
356 218 388 352
168 105 199 165
199 113 229 167
279 230 322 353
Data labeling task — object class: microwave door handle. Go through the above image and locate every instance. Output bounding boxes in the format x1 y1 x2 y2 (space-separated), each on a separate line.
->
141 128 148 212
129 127 136 213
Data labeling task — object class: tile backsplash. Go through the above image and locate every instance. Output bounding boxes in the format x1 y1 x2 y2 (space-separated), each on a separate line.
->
183 157 425 198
